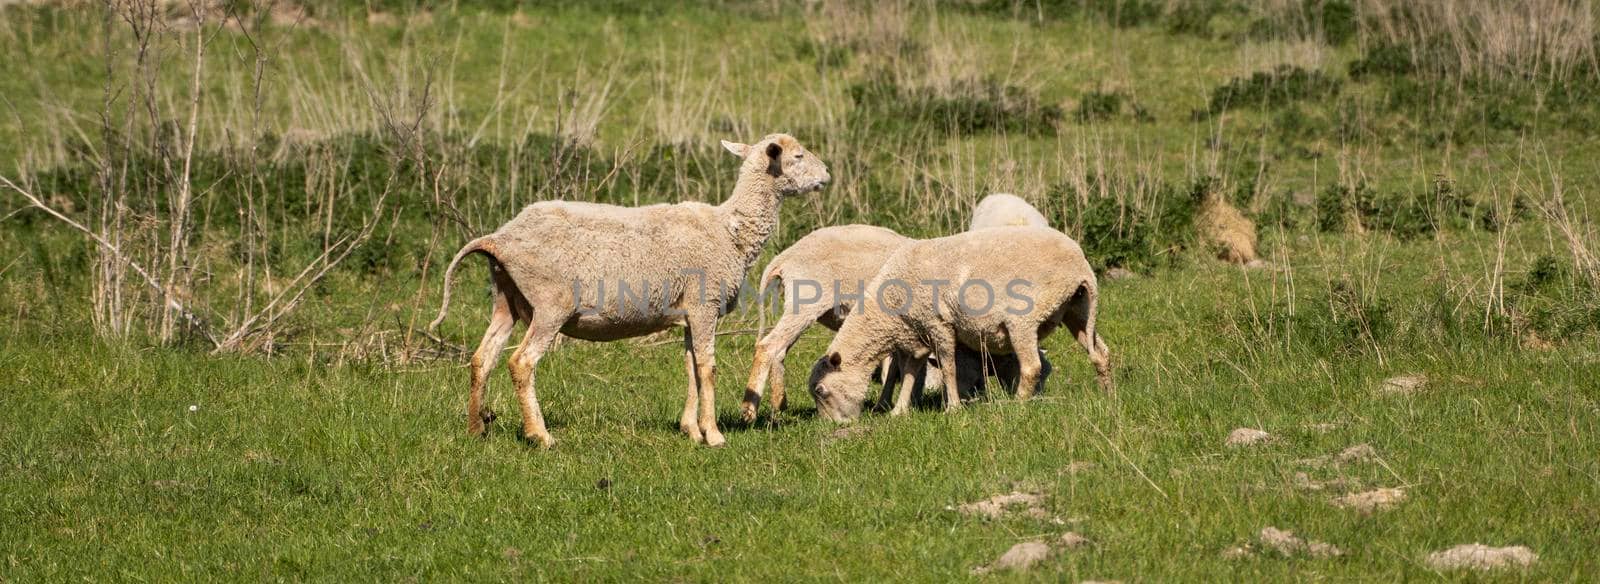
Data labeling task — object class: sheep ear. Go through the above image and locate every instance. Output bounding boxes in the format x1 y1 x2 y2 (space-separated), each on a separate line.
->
827 352 842 368
721 140 749 157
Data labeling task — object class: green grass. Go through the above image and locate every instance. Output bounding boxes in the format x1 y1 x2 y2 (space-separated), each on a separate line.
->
4 235 1598 580
3 1 1600 580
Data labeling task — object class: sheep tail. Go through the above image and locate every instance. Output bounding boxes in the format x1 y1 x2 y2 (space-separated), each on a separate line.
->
429 235 496 332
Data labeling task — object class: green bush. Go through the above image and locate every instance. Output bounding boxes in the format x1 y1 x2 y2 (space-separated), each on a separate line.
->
1199 65 1342 118
958 0 1164 28
1075 90 1125 123
1316 178 1486 239
1056 177 1208 272
1349 44 1418 79
849 74 1063 137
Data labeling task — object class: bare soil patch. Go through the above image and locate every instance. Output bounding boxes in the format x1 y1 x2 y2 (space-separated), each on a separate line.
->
1378 374 1428 395
1296 443 1376 468
1333 487 1407 513
952 491 1049 520
1251 527 1343 558
1226 427 1272 447
971 541 1051 574
1425 544 1537 571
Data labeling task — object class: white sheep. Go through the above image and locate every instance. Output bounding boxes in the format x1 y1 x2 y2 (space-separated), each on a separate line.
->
968 192 1049 230
741 223 1042 421
430 134 830 447
956 193 1056 398
746 194 1058 420
740 224 917 422
807 226 1112 422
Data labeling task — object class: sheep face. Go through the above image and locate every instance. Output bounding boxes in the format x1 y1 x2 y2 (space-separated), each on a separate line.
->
721 134 831 195
807 351 869 422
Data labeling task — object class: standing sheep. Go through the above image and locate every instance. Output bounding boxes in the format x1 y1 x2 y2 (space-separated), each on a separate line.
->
807 227 1112 422
430 134 830 447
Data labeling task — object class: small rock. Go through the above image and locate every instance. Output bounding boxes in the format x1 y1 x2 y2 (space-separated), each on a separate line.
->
1059 532 1090 549
1258 527 1342 558
1425 544 1537 571
1332 487 1407 513
1104 267 1137 281
1226 427 1272 447
1378 374 1428 395
988 541 1051 572
1221 545 1253 559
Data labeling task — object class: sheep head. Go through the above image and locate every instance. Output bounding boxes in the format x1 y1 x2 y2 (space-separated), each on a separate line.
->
721 133 830 196
807 350 871 422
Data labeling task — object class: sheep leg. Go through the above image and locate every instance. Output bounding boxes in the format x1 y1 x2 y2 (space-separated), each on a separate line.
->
929 327 962 412
679 346 703 443
1010 329 1044 400
1087 334 1113 393
891 353 926 416
686 313 725 447
742 310 817 422
507 320 560 449
875 356 899 412
1063 285 1113 393
466 291 516 436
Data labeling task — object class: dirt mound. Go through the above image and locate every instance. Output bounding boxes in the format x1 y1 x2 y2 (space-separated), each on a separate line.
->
1292 471 1360 492
971 541 1051 574
1424 544 1537 571
1256 527 1343 558
1226 427 1272 447
953 491 1050 520
1332 487 1407 513
1378 374 1428 395
1298 443 1377 468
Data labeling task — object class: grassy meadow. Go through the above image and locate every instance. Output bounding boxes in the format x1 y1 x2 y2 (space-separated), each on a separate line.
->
2 0 1598 580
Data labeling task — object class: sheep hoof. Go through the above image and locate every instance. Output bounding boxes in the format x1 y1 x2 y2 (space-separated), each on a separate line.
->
468 409 495 436
680 422 703 443
703 431 727 447
526 432 556 449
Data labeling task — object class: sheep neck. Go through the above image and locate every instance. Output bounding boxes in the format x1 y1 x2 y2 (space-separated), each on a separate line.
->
719 170 783 268
834 308 900 377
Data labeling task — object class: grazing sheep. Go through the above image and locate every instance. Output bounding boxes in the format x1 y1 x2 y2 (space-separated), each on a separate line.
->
740 224 920 422
740 222 1025 422
958 193 1056 398
430 134 830 447
807 227 1112 422
968 193 1049 230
